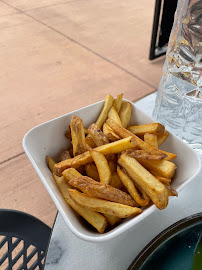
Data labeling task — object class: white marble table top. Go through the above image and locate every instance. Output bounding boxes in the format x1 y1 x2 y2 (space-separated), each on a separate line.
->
45 93 202 270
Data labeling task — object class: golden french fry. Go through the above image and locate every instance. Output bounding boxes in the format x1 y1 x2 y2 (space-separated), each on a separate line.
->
86 163 100 181
128 123 165 136
54 136 137 176
88 123 109 146
90 150 111 184
95 95 114 128
103 123 121 142
157 131 169 146
110 172 123 189
113 93 123 113
137 159 176 179
117 166 150 207
126 149 167 160
62 168 82 182
118 153 168 210
59 150 71 161
69 189 142 218
85 136 97 150
46 156 55 173
69 176 136 206
53 174 107 233
108 106 122 126
106 118 176 161
103 214 121 226
119 102 132 128
84 128 88 135
144 133 158 148
70 116 86 156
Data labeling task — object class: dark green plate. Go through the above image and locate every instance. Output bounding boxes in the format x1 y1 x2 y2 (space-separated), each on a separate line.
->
128 213 202 270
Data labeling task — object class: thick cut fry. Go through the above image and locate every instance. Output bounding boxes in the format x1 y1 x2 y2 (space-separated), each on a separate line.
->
137 159 176 179
103 123 120 142
113 94 123 113
144 133 158 148
117 166 150 207
154 175 171 186
106 118 176 161
86 163 100 181
53 174 107 233
108 106 122 126
70 116 86 156
69 189 142 218
59 150 71 161
128 123 165 136
110 172 123 189
157 131 169 146
85 136 97 150
119 102 132 128
62 168 81 182
118 153 168 210
46 156 55 173
103 214 121 226
95 95 114 128
54 136 137 176
69 176 136 206
90 150 111 184
126 149 167 160
88 123 109 146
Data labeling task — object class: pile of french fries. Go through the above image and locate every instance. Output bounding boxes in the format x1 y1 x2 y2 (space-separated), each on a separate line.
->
46 94 178 234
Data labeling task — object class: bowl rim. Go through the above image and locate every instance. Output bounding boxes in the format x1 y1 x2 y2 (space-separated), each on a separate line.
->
128 212 202 270
22 99 201 242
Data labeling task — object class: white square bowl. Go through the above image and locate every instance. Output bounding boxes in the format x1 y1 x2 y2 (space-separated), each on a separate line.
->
23 99 201 242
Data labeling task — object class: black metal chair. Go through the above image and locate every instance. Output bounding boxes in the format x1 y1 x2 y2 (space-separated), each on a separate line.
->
0 210 51 270
149 0 178 60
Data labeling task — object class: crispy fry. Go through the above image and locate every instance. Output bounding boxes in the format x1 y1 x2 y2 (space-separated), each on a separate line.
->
85 136 97 150
118 153 168 209
128 123 165 136
103 123 120 142
86 163 100 181
69 176 136 206
126 149 167 160
69 189 142 218
137 159 176 179
157 131 169 146
103 214 121 226
119 102 132 128
88 123 109 146
59 150 71 161
110 172 123 189
53 174 107 233
95 95 114 128
46 156 55 173
144 133 158 148
70 116 86 156
106 118 176 160
90 150 111 184
108 106 122 126
62 168 81 182
113 94 123 113
117 166 150 207
54 136 137 176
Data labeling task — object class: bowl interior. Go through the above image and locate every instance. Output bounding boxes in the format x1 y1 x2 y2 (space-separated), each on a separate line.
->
23 100 201 241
